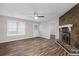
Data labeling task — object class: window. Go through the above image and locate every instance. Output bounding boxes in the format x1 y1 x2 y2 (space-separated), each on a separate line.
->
7 20 25 36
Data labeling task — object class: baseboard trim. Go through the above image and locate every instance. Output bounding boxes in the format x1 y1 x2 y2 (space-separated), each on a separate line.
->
0 37 49 44
0 37 36 43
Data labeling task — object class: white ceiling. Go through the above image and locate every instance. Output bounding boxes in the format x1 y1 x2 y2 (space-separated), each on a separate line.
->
0 3 77 22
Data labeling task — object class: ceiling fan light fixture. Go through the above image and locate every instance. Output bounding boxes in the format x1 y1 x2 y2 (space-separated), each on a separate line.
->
34 16 38 19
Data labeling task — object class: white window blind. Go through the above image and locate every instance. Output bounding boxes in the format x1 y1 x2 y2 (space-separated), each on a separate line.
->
7 20 25 36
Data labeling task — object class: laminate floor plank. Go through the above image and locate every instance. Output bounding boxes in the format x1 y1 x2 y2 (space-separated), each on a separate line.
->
0 37 61 56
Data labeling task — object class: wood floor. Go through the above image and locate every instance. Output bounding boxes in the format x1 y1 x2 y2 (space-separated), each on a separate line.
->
0 37 62 56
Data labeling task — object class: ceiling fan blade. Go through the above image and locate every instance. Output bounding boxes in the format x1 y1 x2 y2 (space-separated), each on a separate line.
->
37 16 45 17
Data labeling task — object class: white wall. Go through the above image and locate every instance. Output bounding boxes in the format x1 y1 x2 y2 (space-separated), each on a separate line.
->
55 18 59 39
47 17 59 39
39 17 59 39
0 15 59 43
39 22 51 39
0 15 37 43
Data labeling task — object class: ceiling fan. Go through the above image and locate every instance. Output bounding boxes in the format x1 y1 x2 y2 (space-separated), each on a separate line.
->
34 11 45 20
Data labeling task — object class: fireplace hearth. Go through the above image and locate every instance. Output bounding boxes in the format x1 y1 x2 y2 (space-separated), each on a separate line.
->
74 42 79 49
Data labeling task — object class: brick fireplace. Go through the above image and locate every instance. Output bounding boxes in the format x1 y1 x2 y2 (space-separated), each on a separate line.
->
59 4 79 52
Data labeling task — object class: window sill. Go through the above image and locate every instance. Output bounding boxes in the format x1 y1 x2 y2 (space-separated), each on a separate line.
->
7 34 26 36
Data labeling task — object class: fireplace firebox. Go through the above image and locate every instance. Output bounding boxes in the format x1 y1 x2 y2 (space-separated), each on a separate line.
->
61 27 71 45
59 24 73 45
